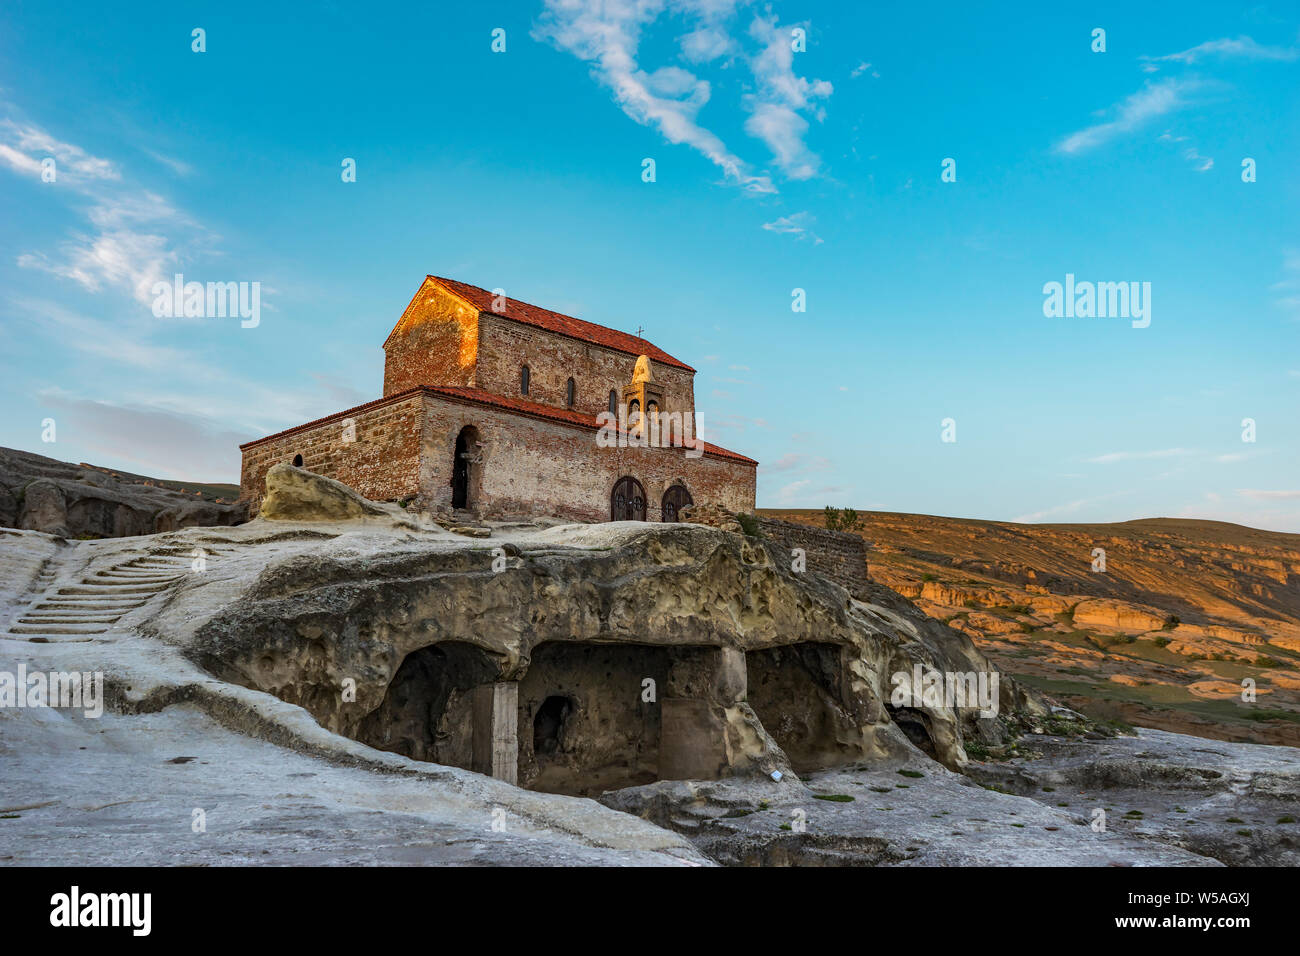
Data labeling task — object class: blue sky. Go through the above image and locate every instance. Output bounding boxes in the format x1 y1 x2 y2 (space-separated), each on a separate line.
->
1 1 1297 530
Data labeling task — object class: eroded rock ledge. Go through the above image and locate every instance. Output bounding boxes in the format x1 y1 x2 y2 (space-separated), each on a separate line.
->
174 468 1049 796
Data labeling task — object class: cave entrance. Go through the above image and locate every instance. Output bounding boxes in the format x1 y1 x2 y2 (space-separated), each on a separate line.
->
533 695 572 755
354 641 499 768
519 642 719 796
746 643 851 774
885 705 938 758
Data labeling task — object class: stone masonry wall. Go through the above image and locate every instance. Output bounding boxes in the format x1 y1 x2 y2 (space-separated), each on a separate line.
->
239 393 424 514
383 280 479 397
756 516 870 601
419 393 754 521
475 313 697 421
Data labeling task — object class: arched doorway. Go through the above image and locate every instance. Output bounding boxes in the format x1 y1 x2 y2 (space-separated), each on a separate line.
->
661 484 692 522
451 425 480 510
610 476 646 521
292 454 303 467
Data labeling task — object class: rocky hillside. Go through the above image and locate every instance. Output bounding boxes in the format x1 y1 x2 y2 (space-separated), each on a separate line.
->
761 510 1300 746
0 447 246 539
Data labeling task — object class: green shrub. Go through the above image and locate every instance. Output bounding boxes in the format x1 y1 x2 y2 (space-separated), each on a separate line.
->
823 506 863 533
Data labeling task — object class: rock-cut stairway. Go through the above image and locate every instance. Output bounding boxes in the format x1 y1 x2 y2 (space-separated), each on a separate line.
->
3 548 199 644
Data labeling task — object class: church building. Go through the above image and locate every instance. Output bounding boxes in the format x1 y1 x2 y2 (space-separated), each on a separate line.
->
239 276 758 522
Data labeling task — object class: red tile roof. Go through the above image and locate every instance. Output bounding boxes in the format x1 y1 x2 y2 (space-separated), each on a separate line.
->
426 276 695 372
240 384 757 466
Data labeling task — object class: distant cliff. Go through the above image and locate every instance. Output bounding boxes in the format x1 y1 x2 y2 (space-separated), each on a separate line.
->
762 509 1300 746
0 446 247 538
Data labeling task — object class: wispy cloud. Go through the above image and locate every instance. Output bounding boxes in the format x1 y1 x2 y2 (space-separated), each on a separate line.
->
1086 448 1194 464
766 452 831 474
0 119 119 183
535 2 834 193
1237 488 1300 501
1142 35 1299 67
1055 79 1197 154
743 14 832 180
2 113 210 306
761 211 822 243
1012 491 1130 523
534 0 775 194
1272 248 1300 319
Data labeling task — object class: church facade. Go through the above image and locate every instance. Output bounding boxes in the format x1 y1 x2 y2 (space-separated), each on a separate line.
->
239 276 758 522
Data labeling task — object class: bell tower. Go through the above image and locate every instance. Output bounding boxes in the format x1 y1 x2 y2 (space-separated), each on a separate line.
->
622 355 664 438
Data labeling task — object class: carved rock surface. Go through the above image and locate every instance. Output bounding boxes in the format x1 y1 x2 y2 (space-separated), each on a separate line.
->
186 515 1042 785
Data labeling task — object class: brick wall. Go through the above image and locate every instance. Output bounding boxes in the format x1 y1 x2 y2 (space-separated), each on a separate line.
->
382 282 698 426
756 516 870 600
239 393 424 514
240 389 755 522
383 280 479 396
420 392 754 521
476 313 696 421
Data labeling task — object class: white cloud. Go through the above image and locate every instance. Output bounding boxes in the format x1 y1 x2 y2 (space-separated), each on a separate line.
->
1238 488 1300 500
534 0 775 194
1183 146 1213 172
0 119 119 183
744 14 832 180
2 115 209 307
1273 249 1300 319
1086 448 1194 464
680 25 731 63
1055 79 1196 154
536 2 834 192
19 230 176 305
766 453 831 474
776 479 810 502
1012 490 1133 523
761 210 822 243
1143 35 1299 66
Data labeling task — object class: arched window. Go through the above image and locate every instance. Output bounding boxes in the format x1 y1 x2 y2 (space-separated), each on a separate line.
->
566 377 576 408
608 389 617 416
292 454 303 467
520 365 530 396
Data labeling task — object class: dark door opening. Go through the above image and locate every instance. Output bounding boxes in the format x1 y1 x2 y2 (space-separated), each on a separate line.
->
451 426 479 510
532 695 571 756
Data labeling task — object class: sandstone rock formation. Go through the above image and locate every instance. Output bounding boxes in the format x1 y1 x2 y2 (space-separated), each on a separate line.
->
183 515 1042 791
0 447 247 538
4 486 1295 867
765 509 1300 747
257 462 392 522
